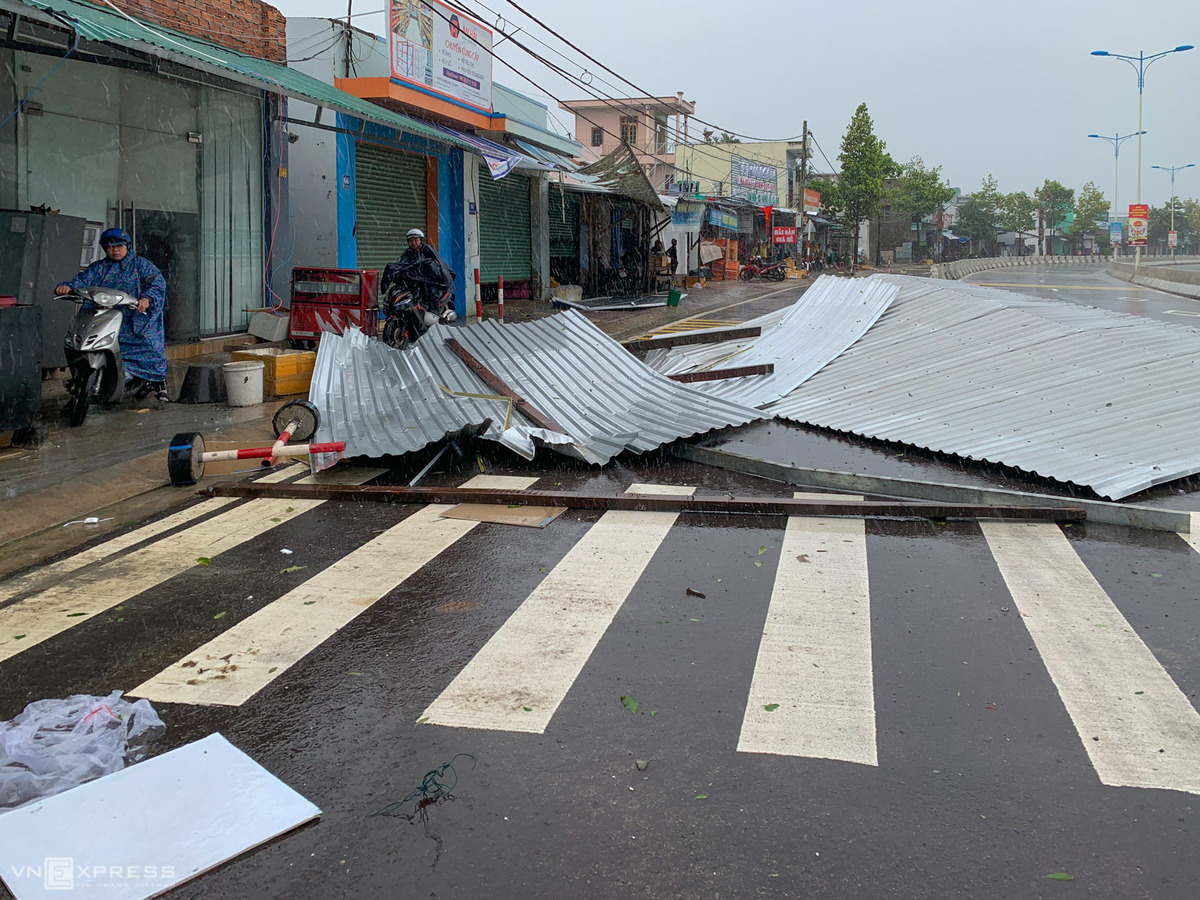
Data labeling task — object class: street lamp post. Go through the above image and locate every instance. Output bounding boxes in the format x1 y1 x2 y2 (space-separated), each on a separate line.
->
1087 131 1145 256
1151 163 1195 259
1091 45 1194 270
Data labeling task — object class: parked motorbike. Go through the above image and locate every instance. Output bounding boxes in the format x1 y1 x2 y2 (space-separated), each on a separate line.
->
59 286 140 426
739 256 787 282
380 272 456 350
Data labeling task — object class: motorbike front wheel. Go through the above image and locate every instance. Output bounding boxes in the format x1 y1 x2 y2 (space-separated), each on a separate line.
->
67 367 99 427
739 269 755 281
382 317 414 351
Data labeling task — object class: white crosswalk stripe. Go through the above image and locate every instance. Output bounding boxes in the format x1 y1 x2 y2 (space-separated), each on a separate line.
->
418 483 696 734
0 465 302 606
982 521 1200 796
0 467 385 664
129 475 539 707
1180 513 1200 554
738 494 876 765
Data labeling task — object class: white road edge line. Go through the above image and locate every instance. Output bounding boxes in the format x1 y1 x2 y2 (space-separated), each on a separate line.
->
738 494 876 765
1181 513 1200 554
129 474 538 707
418 482 696 734
982 521 1200 795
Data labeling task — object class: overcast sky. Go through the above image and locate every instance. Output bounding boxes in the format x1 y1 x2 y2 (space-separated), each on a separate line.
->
275 0 1200 209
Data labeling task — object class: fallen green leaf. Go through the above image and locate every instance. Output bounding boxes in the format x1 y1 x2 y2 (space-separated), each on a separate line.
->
116 618 124 623
1135 690 1145 695
196 557 211 566
754 560 763 568
271 517 281 523
66 612 86 617
13 634 25 640
656 619 669 624
1046 873 1074 881
279 565 307 574
758 545 767 555
620 694 638 714
763 703 780 712
116 606 124 612
522 707 532 712
689 618 699 622
349 671 364 676
213 612 226 620
695 793 707 800
285 507 295 513
1151 573 1162 578
649 709 657 717
268 667 278 673
303 600 316 605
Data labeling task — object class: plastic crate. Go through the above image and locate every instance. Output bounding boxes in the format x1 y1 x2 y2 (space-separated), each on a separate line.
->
231 348 315 397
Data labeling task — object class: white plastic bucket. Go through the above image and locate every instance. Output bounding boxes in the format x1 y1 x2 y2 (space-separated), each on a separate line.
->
222 360 265 407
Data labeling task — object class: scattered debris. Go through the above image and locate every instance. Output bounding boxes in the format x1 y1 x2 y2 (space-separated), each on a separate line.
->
0 691 164 810
620 695 639 714
440 504 567 529
635 759 649 771
369 753 477 823
685 587 706 599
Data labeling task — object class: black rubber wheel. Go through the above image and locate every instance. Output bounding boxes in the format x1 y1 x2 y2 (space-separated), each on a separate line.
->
272 399 320 443
739 269 754 281
168 431 206 486
382 318 414 351
67 368 99 427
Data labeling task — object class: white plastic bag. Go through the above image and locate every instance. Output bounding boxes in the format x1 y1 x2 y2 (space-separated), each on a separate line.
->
0 690 165 810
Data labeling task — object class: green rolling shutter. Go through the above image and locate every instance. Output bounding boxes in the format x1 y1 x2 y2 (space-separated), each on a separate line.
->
354 142 427 272
548 186 579 259
478 167 531 283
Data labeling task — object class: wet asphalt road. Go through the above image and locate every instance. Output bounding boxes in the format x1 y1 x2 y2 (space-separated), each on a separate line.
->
1 451 1199 900
961 264 1200 326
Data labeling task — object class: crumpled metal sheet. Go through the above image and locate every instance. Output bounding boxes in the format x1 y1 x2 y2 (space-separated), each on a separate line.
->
771 275 1200 500
642 275 898 409
309 312 762 469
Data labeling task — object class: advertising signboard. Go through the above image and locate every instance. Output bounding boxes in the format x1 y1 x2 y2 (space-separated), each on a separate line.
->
670 200 705 228
802 188 821 214
1169 230 1178 249
1110 221 1123 244
709 209 738 230
390 0 493 113
1127 203 1149 246
730 155 778 206
773 226 797 244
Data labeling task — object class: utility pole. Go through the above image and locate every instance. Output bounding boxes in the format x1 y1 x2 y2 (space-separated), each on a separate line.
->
799 120 808 262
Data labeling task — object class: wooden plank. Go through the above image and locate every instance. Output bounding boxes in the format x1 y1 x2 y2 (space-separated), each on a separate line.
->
668 363 774 383
444 338 565 433
622 325 762 352
203 483 1087 522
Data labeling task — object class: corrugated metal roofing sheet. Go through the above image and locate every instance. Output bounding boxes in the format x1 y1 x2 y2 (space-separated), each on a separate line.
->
642 276 897 408
309 311 762 469
17 0 469 152
771 275 1200 500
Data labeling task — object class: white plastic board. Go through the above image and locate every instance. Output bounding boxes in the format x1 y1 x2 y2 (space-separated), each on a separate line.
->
0 733 320 900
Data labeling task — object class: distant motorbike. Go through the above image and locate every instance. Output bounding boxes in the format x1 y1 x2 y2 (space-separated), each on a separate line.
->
59 286 140 426
380 270 456 350
739 256 787 282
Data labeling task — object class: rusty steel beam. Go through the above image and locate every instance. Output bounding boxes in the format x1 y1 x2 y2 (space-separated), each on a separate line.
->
668 364 774 383
204 483 1086 522
622 326 762 353
444 338 565 434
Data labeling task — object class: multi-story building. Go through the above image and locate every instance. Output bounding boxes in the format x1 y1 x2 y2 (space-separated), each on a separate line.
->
558 94 694 192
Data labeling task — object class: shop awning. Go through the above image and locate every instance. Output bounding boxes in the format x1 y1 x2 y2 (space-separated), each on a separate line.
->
514 140 580 172
942 231 970 243
808 215 832 226
577 143 665 212
11 0 482 154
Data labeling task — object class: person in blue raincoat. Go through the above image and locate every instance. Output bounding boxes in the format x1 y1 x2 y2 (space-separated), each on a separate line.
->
55 227 169 402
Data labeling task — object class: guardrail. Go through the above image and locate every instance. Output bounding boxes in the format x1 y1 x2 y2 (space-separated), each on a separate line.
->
1107 256 1200 299
930 256 1107 280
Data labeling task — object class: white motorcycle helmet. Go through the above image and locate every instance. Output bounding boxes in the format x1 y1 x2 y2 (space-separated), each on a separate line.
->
407 228 425 240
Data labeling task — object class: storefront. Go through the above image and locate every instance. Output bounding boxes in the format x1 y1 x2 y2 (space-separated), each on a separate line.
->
477 167 533 298
0 47 266 340
548 183 581 285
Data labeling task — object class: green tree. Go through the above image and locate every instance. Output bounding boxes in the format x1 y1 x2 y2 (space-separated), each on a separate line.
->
955 174 1003 255
717 132 742 144
888 157 954 220
835 103 888 267
999 191 1037 256
1035 179 1074 255
1073 181 1109 250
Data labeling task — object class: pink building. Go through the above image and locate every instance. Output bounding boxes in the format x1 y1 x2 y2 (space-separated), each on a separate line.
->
559 93 695 192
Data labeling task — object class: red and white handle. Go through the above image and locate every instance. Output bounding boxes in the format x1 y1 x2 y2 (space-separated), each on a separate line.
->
200 442 345 463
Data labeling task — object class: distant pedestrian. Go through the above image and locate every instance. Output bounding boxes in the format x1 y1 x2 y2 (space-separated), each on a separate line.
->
667 239 678 275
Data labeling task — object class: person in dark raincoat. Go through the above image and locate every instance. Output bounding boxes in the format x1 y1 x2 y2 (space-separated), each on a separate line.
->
56 228 169 401
380 228 455 321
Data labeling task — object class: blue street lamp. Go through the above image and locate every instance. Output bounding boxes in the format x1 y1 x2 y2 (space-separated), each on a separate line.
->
1087 131 1146 253
1091 45 1194 267
1151 163 1195 257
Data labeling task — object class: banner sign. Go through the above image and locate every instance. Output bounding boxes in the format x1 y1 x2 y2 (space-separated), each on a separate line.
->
709 209 738 230
1127 203 1149 246
391 0 493 113
803 188 821 214
1169 230 1178 249
671 199 705 228
773 226 797 244
1109 221 1122 243
730 155 778 206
